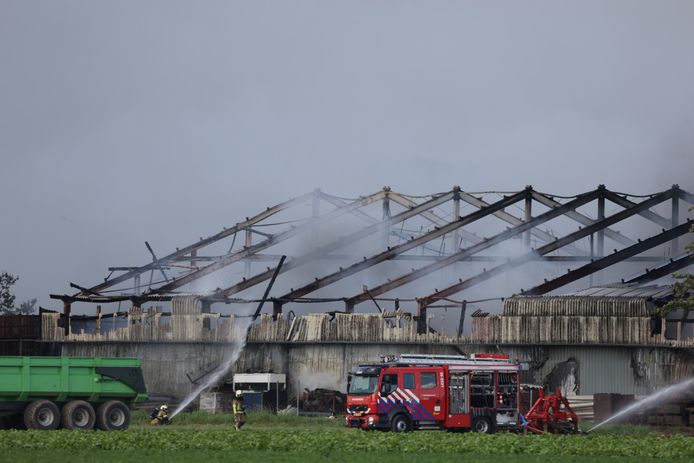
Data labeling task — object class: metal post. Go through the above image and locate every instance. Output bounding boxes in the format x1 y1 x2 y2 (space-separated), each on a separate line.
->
296 379 300 416
672 190 679 256
382 186 391 248
417 300 427 334
524 186 532 248
244 228 252 277
589 234 594 287
272 300 283 319
597 186 605 258
452 186 461 253
96 305 101 334
63 301 71 336
457 301 467 338
201 300 211 330
134 274 141 296
276 381 279 414
190 249 197 269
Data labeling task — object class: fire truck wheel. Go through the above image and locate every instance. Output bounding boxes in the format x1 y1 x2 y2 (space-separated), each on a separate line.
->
390 414 411 433
472 416 494 434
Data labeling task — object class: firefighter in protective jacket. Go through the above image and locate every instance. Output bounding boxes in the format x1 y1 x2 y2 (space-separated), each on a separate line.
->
150 404 171 425
232 391 246 430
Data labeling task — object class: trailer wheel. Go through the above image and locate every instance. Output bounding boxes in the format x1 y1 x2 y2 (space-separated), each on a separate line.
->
390 414 411 433
472 416 494 434
62 400 96 430
23 400 61 430
96 400 130 431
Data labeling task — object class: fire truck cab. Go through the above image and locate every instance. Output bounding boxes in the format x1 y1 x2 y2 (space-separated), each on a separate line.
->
346 353 520 433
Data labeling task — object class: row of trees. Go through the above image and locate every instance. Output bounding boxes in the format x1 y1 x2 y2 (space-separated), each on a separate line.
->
0 272 37 315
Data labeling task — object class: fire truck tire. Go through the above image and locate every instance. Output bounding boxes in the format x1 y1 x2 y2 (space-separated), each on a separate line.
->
472 416 494 434
390 414 411 433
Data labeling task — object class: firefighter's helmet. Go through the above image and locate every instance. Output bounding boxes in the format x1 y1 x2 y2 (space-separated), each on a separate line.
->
160 404 168 411
235 390 243 398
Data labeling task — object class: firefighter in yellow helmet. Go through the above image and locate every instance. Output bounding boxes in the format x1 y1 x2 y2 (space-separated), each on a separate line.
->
232 390 246 431
150 404 171 425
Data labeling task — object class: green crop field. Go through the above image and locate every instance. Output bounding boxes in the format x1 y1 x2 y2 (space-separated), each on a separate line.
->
1 412 693 463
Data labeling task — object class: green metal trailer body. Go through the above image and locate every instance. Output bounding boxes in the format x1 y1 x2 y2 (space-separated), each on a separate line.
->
0 356 148 431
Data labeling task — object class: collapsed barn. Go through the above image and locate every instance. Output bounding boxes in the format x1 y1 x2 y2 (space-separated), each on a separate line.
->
6 185 694 403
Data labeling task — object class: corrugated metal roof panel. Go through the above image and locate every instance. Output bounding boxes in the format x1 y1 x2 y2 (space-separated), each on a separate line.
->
562 285 673 299
504 296 649 317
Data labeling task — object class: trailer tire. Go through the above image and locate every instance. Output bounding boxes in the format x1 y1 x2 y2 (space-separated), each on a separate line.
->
23 400 61 430
96 400 130 431
390 414 411 433
62 400 96 430
472 416 494 434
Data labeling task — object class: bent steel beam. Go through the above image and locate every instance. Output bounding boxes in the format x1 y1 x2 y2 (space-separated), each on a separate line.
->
213 190 457 298
522 220 692 295
458 190 587 254
415 188 677 306
79 191 316 295
346 189 601 308
531 191 635 246
601 190 672 229
151 189 390 294
276 190 529 303
678 188 694 206
388 192 484 246
318 191 446 255
623 252 694 285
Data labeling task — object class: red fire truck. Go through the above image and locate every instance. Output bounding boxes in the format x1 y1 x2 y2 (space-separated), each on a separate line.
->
346 353 520 433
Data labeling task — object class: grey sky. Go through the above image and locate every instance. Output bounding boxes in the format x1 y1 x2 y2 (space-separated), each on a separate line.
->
1 1 693 309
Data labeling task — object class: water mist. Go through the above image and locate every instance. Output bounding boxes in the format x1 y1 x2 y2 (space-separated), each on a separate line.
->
587 376 694 433
170 307 253 419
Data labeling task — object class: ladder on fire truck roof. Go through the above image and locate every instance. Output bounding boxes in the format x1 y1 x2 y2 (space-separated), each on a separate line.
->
384 353 515 366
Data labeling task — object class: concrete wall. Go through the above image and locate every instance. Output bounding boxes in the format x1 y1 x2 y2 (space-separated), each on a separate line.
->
60 340 694 400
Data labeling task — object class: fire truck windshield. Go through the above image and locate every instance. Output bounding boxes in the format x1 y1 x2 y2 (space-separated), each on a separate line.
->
348 374 379 395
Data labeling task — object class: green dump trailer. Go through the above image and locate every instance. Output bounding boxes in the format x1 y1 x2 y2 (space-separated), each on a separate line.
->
0 356 148 430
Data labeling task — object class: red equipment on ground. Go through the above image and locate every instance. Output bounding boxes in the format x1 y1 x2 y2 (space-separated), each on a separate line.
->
523 388 579 434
